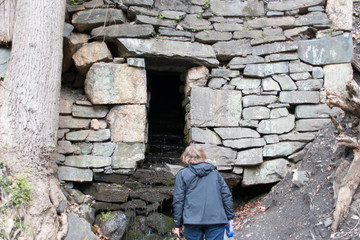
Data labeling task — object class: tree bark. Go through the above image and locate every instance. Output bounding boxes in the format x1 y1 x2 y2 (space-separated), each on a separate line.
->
0 0 17 42
0 1 66 239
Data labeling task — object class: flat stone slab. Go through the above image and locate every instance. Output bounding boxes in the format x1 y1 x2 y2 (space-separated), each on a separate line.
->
213 40 252 61
210 0 265 17
257 115 295 134
246 16 295 29
59 116 90 129
244 62 289 77
296 118 331 132
298 33 353 65
58 166 93 182
242 95 277 107
235 148 263 166
295 104 340 118
242 106 270 120
242 158 289 186
112 143 145 169
198 144 237 171
214 127 260 139
190 87 242 127
279 132 316 142
116 38 219 67
267 0 323 11
64 155 111 168
263 141 306 157
279 91 319 104
229 78 261 90
91 24 154 41
223 138 266 150
72 105 109 118
85 62 147 104
191 127 222 145
252 41 298 56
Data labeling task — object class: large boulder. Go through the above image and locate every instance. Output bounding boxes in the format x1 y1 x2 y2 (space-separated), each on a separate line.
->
95 211 127 240
146 212 174 235
64 213 99 240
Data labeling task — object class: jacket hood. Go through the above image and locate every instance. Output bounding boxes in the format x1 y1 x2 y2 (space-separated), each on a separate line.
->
188 162 216 177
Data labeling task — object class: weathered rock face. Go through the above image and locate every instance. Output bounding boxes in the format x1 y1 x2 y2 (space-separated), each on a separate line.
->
58 2 352 236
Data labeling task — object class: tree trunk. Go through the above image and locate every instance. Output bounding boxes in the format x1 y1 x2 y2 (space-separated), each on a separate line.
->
0 0 17 42
0 1 66 239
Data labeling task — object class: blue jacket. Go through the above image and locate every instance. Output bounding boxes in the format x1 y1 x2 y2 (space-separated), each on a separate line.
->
173 162 234 227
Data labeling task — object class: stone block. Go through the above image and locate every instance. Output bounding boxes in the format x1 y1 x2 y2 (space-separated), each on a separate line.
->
246 17 295 29
262 77 280 91
107 105 147 142
289 61 313 73
92 142 116 157
59 116 90 129
257 115 295 134
90 183 129 203
210 0 265 17
242 106 270 120
298 33 353 65
127 58 145 68
270 108 289 118
265 53 298 62
72 9 127 32
223 138 266 150
242 159 289 186
190 87 242 127
91 24 154 41
272 75 297 91
267 0 323 11
295 104 340 118
324 63 353 95
64 155 111 168
294 12 329 26
198 144 237 170
290 72 311 80
191 127 222 145
312 67 324 79
85 62 147 104
244 62 289 77
57 141 78 154
235 148 263 166
296 79 323 91
214 23 243 32
264 135 279 144
214 127 260 139
213 40 252 61
326 0 352 31
64 213 99 240
279 91 319 104
136 15 177 28
58 129 70 140
242 95 277 107
179 14 212 31
58 166 93 182
72 105 109 118
295 118 331 132
229 78 261 90
208 78 227 89
184 66 209 97
228 55 264 69
263 141 306 157
130 187 173 203
252 41 298 56
195 30 232 44
73 41 113 75
112 142 145 169
279 132 316 142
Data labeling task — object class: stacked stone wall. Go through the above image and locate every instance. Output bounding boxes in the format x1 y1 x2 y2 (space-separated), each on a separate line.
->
55 0 353 237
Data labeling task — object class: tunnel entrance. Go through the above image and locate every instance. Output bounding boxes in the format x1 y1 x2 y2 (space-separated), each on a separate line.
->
145 70 186 165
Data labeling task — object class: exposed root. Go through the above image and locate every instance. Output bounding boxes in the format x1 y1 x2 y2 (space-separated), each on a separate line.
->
56 213 68 240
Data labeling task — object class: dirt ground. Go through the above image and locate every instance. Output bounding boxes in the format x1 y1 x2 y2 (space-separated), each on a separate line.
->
231 5 360 240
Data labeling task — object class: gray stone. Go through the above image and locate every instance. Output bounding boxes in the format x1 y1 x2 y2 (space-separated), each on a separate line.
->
198 144 237 170
279 132 316 142
210 0 265 17
265 53 299 62
146 212 174 235
64 155 111 168
58 129 70 140
89 183 129 202
289 61 313 73
123 0 153 6
63 23 74 38
295 104 340 118
127 58 145 68
184 66 209 97
242 95 277 107
290 72 311 80
235 148 263 166
57 141 78 155
65 188 86 204
195 30 232 44
91 24 154 41
214 23 243 32
191 127 222 145
159 27 192 38
296 118 331 132
73 41 113 75
294 12 329 26
267 0 323 11
136 15 177 28
83 0 103 8
64 213 99 240
233 166 244 174
133 165 174 186
229 78 261 90
246 16 295 29
264 135 279 144
270 108 289 118
72 9 127 32
267 11 284 17
284 27 310 40
324 63 352 95
208 77 227 89
190 87 242 127
252 41 298 56
77 143 93 155
56 154 66 163
129 187 173 202
221 172 242 188
312 67 324 78
223 138 266 150
214 127 260 139
213 40 252 61
296 79 323 91
154 0 188 11
242 106 270 120
66 130 90 141
298 33 353 65
326 0 352 31
116 38 219 67
239 119 259 128
279 91 319 104
59 116 90 129
267 103 290 109
128 6 158 17
262 77 280 91
161 10 186 20
241 87 261 95
180 14 212 31
272 75 297 90
58 166 93 182
80 204 96 225
257 115 295 134
93 173 128 184
92 142 116 157
292 170 309 187
0 48 10 79
244 62 289 77
85 62 147 104
95 211 127 240
288 149 307 163
90 119 107 130
112 143 145 169
228 55 264 69
233 29 262 39
263 141 306 157
242 158 289 186
211 68 232 78
72 105 108 118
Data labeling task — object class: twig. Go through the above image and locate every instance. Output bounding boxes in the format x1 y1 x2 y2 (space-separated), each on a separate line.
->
331 207 360 239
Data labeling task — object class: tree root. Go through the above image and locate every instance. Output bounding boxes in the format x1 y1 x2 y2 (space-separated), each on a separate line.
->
57 213 68 240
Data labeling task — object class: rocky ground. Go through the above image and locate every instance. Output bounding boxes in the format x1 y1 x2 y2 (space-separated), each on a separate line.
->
231 4 360 240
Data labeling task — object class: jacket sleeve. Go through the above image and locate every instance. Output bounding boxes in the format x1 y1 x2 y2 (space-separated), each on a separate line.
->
218 173 235 220
173 171 186 228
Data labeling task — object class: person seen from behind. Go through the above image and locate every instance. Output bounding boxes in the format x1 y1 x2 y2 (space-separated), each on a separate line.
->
173 143 234 240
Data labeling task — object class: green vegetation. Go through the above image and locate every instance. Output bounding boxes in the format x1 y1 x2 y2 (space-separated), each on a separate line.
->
70 0 78 5
156 11 165 20
202 0 210 10
100 211 116 222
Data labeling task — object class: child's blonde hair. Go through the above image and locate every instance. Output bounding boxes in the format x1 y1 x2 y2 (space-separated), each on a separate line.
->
181 143 207 165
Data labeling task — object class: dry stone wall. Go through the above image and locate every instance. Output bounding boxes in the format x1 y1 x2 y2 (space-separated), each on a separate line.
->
56 0 352 236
